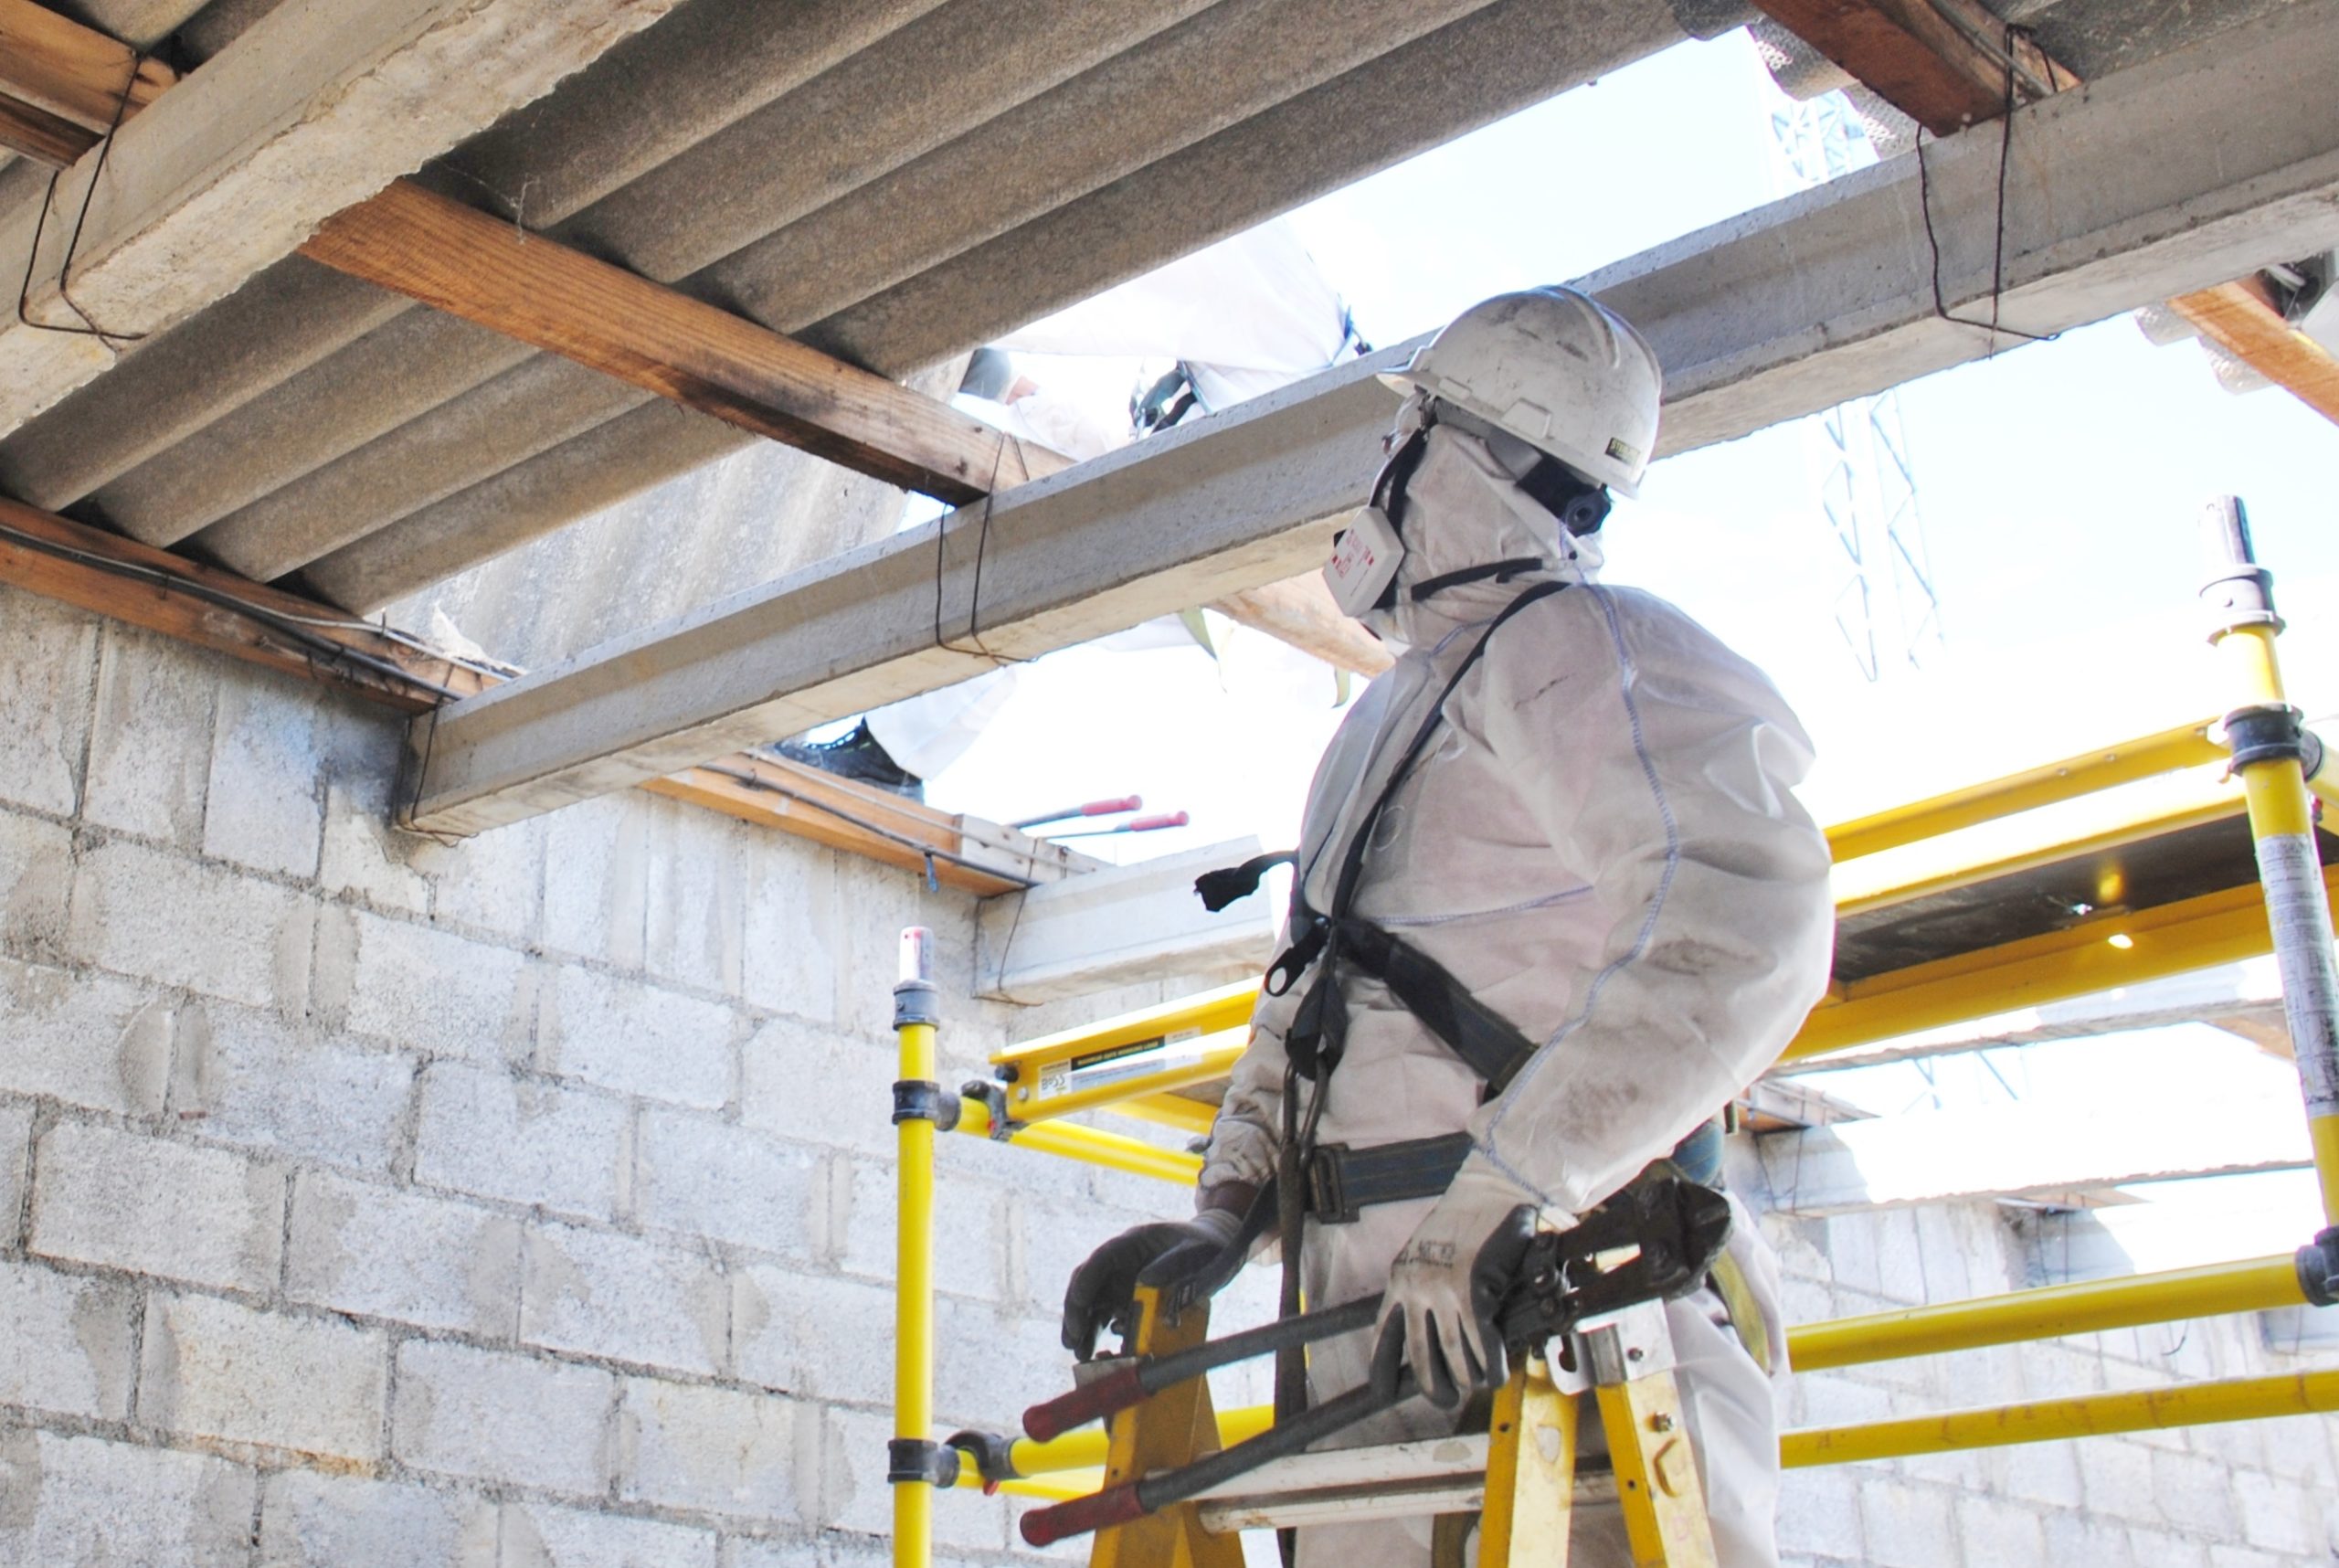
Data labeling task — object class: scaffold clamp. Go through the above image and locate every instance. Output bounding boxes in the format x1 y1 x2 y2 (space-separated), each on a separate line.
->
893 1079 960 1130
961 1078 1018 1140
887 1436 961 1489
2220 704 2310 772
944 1429 1020 1494
2296 1227 2339 1307
893 977 940 1029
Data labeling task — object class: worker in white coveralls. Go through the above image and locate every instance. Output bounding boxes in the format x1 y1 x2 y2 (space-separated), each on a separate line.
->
1059 288 1835 1565
786 219 1367 796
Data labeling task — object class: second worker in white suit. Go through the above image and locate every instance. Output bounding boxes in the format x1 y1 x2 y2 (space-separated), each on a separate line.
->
1060 288 1836 1565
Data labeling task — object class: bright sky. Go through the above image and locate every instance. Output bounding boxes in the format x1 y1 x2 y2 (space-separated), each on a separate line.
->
922 31 2339 1267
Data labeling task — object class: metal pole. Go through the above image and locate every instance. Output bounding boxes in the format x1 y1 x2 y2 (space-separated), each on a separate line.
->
2199 497 2339 1226
893 927 940 1568
1782 1367 2339 1467
1787 1253 2306 1372
949 1094 1201 1183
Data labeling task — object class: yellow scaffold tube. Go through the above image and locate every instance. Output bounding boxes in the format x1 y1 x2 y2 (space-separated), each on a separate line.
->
894 930 940 1568
958 1404 1278 1483
1788 1254 2308 1372
1824 719 2223 865
1783 1368 2339 1467
953 1094 1201 1184
2202 498 2339 1226
1004 1038 1247 1124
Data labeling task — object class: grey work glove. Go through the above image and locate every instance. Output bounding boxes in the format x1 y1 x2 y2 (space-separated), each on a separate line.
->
1061 1205 1246 1361
1371 1170 1543 1408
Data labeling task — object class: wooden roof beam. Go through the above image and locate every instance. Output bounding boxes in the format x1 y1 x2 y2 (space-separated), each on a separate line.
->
0 491 487 712
0 492 1080 895
1750 0 2073 136
301 178 1072 505
0 0 175 167
2168 279 2339 429
299 180 1402 674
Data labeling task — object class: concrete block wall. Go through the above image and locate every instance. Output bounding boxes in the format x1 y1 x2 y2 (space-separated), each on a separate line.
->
5 580 2335 1566
0 586 1222 1567
1745 1175 2339 1568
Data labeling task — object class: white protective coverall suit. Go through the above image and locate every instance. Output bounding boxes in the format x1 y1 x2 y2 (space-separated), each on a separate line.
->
865 219 1360 780
1195 422 1835 1566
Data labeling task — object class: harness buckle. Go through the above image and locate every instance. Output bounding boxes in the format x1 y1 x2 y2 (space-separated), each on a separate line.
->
1304 1143 1359 1225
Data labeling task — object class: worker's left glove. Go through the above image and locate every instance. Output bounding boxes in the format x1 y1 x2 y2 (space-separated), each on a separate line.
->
1371 1169 1542 1409
1062 1207 1246 1361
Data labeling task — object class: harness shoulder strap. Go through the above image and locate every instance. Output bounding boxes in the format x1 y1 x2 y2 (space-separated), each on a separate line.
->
1271 580 1566 1078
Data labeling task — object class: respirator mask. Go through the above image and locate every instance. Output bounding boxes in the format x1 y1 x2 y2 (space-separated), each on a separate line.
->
1323 402 1614 620
1322 420 1431 619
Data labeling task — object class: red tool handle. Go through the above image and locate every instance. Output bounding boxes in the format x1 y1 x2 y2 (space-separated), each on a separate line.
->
1125 811 1190 832
1022 1364 1146 1443
1084 795 1143 817
1021 1481 1148 1547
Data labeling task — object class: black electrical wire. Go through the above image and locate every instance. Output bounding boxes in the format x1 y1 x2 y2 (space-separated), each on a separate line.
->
931 429 1034 671
1911 21 2061 354
16 49 152 347
0 515 480 702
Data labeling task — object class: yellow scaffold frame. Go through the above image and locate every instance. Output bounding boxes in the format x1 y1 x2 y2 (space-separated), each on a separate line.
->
885 499 2339 1566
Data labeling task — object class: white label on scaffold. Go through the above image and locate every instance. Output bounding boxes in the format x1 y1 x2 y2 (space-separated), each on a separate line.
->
2256 832 2339 1113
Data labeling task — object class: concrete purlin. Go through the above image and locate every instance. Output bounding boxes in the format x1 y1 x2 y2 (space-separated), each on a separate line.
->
0 0 693 434
390 0 2339 839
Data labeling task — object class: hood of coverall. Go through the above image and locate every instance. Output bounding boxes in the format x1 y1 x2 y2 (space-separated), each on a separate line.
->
1356 410 1605 652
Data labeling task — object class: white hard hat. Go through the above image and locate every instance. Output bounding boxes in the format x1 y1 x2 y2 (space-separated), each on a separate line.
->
1384 287 1662 498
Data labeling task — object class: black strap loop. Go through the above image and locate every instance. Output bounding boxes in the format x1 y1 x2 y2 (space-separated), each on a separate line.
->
1330 918 1540 1091
1407 556 1547 602
1195 850 1297 913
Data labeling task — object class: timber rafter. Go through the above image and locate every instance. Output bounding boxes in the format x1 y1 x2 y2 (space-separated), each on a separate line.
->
0 493 1081 895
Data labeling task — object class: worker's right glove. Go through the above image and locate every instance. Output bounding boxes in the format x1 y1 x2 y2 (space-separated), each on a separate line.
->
1371 1171 1542 1409
1061 1206 1246 1361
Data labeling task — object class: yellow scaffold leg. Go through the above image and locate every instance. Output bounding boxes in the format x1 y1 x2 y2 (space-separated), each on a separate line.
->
1476 1358 1579 1565
1594 1369 1718 1567
1091 1286 1245 1568
1476 1302 1720 1568
2200 497 2339 1227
